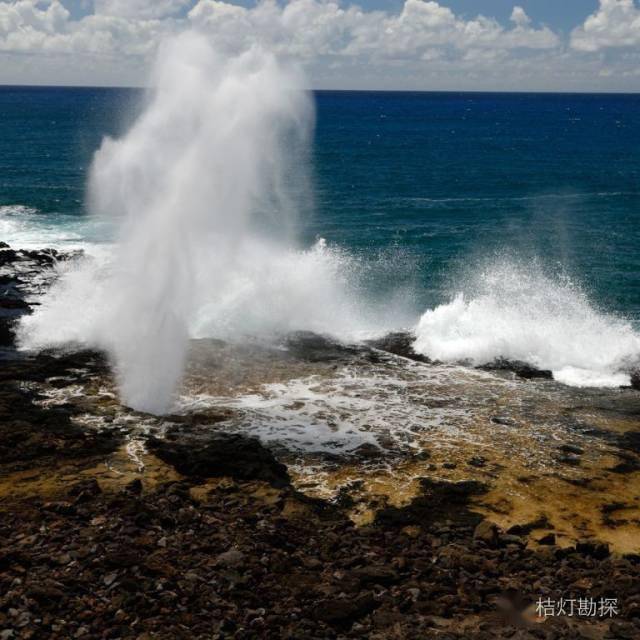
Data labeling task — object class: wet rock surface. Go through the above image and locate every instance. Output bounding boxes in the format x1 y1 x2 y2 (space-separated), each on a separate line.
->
478 358 553 380
0 243 81 347
365 332 431 363
147 430 291 488
0 352 121 470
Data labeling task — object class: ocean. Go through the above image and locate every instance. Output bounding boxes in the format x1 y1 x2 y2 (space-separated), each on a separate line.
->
2 86 640 390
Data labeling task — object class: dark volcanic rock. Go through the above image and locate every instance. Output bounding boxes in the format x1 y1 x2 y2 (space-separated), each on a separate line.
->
473 520 500 547
479 358 553 380
618 430 640 453
0 317 14 346
506 515 550 536
576 540 610 559
366 331 431 363
314 592 379 629
608 451 640 474
538 533 556 546
0 243 81 347
559 443 584 455
284 331 359 362
353 565 400 587
375 478 487 528
0 349 109 384
0 382 120 466
147 431 290 487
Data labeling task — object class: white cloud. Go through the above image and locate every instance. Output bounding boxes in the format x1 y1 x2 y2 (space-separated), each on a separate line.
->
187 0 559 60
0 1 173 56
0 0 637 90
571 0 640 52
510 6 531 28
94 0 193 20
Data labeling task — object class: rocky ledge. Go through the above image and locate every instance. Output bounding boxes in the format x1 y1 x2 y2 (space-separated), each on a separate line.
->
0 242 81 347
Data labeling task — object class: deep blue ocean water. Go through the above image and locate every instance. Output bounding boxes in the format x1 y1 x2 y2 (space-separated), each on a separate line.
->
1 86 639 322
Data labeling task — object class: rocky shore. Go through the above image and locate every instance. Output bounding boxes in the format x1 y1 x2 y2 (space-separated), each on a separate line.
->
0 243 639 639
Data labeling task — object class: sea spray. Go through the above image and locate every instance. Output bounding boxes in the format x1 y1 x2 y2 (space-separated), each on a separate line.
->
20 33 314 413
413 258 640 387
17 33 416 412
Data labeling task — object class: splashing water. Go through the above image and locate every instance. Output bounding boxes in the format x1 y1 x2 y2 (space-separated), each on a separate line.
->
20 33 317 413
413 259 640 387
18 33 414 413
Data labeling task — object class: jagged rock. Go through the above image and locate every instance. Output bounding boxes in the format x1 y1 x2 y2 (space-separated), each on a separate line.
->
576 540 610 559
366 332 430 363
216 548 246 568
473 521 500 547
479 358 553 380
538 533 556 546
314 593 378 628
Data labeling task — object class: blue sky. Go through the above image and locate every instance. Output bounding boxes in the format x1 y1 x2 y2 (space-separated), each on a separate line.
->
1 1 640 90
62 0 600 31
312 0 600 31
426 1 599 31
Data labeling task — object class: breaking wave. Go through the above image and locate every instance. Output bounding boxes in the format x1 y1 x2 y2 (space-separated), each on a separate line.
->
413 259 640 387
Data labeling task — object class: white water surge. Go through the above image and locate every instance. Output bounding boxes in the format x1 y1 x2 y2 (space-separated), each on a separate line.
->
413 259 640 387
18 33 411 412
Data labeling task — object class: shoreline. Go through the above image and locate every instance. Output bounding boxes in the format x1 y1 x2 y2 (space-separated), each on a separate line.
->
1 242 639 638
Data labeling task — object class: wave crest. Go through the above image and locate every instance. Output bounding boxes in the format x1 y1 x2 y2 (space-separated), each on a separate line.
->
413 259 640 387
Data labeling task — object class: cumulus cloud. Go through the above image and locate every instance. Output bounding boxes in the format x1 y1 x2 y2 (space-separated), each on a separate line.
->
571 0 640 52
0 0 182 65
510 6 531 28
0 0 637 89
94 0 193 20
187 0 559 59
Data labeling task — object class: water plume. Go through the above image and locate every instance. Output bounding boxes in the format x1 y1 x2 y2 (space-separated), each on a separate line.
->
20 32 314 413
19 32 416 412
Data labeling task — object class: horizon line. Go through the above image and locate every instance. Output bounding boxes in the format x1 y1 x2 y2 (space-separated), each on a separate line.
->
1 83 640 96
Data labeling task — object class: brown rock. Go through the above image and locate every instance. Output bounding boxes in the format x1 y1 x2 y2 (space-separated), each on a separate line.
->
216 547 246 568
314 592 378 628
473 520 500 547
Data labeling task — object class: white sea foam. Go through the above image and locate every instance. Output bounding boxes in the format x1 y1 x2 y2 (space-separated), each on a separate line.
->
0 205 112 254
413 259 640 388
176 362 478 454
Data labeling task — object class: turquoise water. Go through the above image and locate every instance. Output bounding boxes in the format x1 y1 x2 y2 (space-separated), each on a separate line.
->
1 86 639 322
